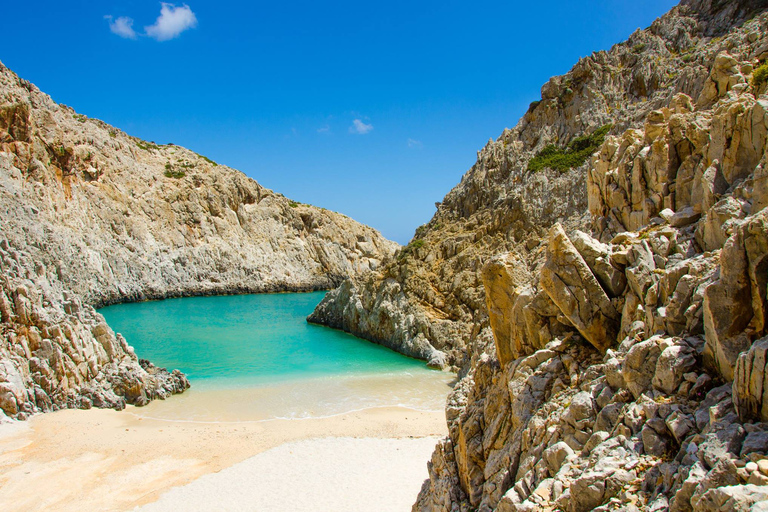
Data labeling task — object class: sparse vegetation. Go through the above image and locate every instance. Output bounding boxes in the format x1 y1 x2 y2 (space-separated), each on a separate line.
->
527 100 541 113
136 140 160 151
196 153 218 166
632 43 646 53
108 129 117 138
752 62 768 89
527 124 612 173
72 113 86 123
397 239 425 261
164 162 185 178
164 169 186 179
289 201 299 208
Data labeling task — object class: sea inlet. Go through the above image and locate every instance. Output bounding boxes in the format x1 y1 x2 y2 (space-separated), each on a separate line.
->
99 291 454 422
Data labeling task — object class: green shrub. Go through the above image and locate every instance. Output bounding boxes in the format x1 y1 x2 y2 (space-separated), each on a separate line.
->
164 169 186 178
527 124 612 173
136 140 159 151
289 201 299 208
753 62 768 89
397 239 425 261
164 162 185 178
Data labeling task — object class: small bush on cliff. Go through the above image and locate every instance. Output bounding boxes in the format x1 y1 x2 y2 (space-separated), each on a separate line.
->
397 239 425 261
164 163 185 179
752 62 768 89
164 169 186 178
136 140 160 151
527 124 612 173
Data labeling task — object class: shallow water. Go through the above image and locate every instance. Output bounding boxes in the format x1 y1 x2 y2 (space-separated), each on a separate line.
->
99 292 454 421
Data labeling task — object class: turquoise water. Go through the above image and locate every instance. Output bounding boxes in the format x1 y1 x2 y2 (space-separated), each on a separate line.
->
98 292 454 421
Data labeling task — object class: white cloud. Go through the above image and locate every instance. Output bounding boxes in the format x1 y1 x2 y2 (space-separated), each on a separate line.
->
145 3 198 41
407 138 423 148
349 119 373 135
317 124 331 134
105 15 137 39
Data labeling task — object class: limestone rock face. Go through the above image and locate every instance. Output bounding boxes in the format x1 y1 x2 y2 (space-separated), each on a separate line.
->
0 62 396 418
385 0 768 510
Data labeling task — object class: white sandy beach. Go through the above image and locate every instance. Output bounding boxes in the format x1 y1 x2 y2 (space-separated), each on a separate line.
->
0 405 446 512
137 436 441 512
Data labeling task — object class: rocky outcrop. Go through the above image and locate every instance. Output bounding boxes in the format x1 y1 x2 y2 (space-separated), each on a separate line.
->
309 0 766 371
407 1 768 509
0 62 396 419
0 240 190 419
480 252 538 366
733 336 768 423
540 224 620 353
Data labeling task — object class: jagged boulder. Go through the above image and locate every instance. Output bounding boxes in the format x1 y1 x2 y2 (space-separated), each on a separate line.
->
540 224 619 352
653 341 697 395
733 336 768 422
695 196 748 252
706 94 768 186
481 253 536 365
623 336 669 398
696 52 746 108
569 230 627 297
692 484 768 512
703 209 768 380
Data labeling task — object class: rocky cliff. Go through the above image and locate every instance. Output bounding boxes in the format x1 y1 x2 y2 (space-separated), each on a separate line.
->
0 62 397 419
312 0 768 509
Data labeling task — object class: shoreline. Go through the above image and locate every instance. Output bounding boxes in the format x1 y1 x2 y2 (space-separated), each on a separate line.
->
126 369 456 423
0 404 447 512
129 402 445 424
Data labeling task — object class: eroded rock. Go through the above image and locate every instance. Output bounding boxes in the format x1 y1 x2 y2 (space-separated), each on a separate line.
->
540 224 620 353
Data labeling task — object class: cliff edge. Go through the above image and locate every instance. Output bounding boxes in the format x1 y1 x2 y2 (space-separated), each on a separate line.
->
0 63 397 419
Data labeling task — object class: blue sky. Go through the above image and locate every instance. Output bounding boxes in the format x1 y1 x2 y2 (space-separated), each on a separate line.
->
2 1 678 243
